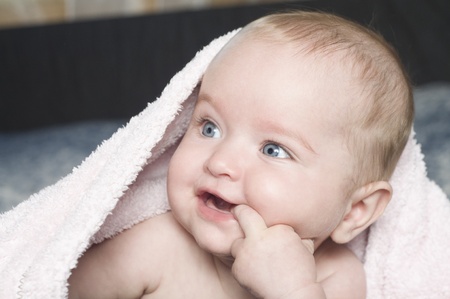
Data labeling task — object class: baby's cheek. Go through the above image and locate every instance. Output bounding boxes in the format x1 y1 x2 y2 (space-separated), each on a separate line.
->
245 173 294 222
169 143 196 178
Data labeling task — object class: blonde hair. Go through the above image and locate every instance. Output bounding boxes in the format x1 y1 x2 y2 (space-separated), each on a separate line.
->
241 11 414 189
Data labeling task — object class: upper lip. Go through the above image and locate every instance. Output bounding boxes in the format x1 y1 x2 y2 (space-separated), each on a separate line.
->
197 187 237 206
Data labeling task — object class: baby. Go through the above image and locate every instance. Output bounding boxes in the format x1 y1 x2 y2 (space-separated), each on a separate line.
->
68 10 413 299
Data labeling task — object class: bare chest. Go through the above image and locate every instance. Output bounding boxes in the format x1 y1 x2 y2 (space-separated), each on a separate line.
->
138 213 254 299
144 237 253 299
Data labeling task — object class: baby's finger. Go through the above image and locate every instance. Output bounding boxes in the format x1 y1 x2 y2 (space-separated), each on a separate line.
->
232 205 267 237
301 239 315 255
230 237 244 259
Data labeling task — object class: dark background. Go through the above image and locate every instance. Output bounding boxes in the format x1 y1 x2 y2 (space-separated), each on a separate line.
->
1 0 449 131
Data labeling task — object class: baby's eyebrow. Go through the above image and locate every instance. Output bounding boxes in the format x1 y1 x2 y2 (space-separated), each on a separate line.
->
196 91 217 106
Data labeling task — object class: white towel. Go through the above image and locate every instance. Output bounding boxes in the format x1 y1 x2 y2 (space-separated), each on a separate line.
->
1 30 449 299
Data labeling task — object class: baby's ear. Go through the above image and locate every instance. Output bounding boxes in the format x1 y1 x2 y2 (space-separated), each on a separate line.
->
330 181 392 244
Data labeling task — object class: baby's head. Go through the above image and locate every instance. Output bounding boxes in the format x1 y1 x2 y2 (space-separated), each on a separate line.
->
234 10 414 193
168 11 413 256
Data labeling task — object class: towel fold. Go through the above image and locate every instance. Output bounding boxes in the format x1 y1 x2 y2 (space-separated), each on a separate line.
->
1 30 449 298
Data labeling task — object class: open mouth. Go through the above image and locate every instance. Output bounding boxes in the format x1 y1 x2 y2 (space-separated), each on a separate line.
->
201 192 236 213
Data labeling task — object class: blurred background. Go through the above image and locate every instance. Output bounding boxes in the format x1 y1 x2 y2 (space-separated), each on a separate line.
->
0 0 287 29
0 0 449 212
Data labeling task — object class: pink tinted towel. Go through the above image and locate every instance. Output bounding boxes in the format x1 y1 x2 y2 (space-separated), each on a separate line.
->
1 30 449 298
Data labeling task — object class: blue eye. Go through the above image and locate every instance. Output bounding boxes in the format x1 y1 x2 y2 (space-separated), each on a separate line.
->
262 143 290 158
201 121 221 138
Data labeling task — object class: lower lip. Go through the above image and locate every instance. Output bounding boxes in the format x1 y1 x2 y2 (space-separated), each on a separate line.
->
197 198 235 222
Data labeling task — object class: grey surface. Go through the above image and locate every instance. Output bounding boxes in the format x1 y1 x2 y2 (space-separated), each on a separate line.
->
0 120 124 212
0 83 449 213
414 83 450 196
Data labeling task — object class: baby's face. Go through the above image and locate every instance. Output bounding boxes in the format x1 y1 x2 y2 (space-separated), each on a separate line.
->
168 36 356 257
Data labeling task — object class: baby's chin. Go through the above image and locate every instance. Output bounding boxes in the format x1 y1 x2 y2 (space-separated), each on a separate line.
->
194 233 242 262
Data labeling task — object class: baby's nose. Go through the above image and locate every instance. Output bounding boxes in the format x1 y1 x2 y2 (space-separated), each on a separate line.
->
204 142 244 181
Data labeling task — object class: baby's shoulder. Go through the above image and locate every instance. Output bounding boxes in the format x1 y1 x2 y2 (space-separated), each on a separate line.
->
315 239 361 266
68 212 197 298
128 212 195 251
315 239 366 298
105 212 200 290
96 212 187 275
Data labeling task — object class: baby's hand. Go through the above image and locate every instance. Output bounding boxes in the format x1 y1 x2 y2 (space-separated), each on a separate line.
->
231 205 325 299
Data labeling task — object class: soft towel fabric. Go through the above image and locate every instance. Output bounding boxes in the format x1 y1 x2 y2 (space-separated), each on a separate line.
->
1 30 449 299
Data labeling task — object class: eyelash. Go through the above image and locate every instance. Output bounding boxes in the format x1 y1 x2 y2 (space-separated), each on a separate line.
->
194 116 219 136
194 116 210 126
261 140 292 159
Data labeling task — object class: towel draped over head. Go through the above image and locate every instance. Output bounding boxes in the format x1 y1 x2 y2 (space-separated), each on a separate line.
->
1 30 449 299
